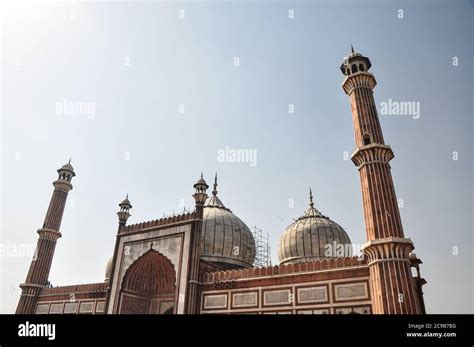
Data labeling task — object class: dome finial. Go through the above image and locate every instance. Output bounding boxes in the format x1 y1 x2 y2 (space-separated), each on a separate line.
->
351 44 355 53
68 157 71 164
212 172 218 196
303 188 324 218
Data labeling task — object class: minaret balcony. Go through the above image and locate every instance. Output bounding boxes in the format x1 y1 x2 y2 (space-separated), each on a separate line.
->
342 72 377 95
52 179 73 192
362 237 415 265
36 228 62 240
351 143 394 169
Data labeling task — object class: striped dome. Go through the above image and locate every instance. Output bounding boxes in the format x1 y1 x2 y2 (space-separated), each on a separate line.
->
278 190 352 265
200 176 256 269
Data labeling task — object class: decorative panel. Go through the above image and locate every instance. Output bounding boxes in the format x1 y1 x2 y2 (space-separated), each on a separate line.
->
35 304 49 314
95 301 105 313
263 289 291 306
334 282 368 301
63 302 78 314
232 292 258 308
49 303 63 314
203 294 228 310
297 286 328 304
79 301 94 314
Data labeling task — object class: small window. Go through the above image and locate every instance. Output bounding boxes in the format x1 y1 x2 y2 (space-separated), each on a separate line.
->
359 64 364 72
363 134 371 146
351 64 358 73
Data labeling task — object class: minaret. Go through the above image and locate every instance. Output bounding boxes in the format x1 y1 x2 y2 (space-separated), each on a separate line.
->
104 195 132 313
117 194 132 228
185 173 208 314
341 48 423 314
16 161 75 314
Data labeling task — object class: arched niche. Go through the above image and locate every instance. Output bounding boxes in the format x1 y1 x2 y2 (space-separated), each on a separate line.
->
119 249 177 314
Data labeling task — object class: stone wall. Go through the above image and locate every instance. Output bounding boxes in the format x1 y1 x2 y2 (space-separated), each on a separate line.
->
200 257 372 314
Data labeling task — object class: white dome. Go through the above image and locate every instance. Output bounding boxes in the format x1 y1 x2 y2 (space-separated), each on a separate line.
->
200 177 256 269
279 191 351 265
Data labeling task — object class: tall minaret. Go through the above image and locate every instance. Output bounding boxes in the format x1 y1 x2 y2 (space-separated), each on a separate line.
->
16 161 75 314
104 195 132 313
185 173 208 314
341 48 422 314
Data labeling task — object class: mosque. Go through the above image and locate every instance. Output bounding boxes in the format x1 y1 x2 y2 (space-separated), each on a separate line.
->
16 49 426 315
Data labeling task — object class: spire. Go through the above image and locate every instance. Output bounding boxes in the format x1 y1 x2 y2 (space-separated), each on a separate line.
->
212 173 218 196
204 173 230 211
351 44 355 53
68 158 71 164
302 189 325 218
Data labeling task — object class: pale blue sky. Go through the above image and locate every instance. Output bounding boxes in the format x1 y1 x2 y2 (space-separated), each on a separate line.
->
0 0 472 313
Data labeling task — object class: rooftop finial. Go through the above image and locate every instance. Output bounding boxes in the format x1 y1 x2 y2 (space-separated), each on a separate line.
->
194 172 209 189
120 193 131 207
303 187 325 218
68 158 71 164
351 44 355 53
212 173 218 196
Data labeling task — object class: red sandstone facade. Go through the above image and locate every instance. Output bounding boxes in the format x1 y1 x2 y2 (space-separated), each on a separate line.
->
15 50 426 315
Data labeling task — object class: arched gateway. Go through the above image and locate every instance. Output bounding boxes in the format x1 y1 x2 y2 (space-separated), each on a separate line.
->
118 249 176 314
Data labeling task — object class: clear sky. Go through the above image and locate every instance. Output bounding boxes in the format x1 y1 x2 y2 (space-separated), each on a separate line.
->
0 0 472 314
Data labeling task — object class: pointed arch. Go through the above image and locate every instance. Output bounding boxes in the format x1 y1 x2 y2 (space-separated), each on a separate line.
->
119 249 177 314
